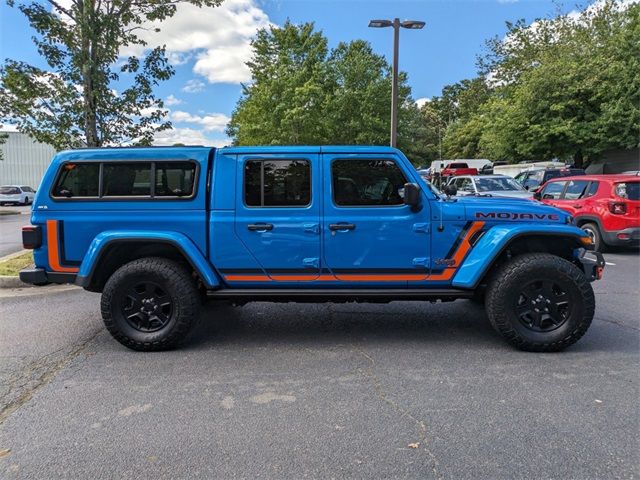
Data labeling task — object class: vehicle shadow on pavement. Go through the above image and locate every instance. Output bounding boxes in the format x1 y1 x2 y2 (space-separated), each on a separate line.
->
176 300 535 352
157 298 632 354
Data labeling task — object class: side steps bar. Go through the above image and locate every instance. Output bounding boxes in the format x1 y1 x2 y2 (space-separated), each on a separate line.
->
206 288 474 303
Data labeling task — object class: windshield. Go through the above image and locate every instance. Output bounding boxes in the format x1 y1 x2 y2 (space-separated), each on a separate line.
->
0 187 20 195
475 177 524 192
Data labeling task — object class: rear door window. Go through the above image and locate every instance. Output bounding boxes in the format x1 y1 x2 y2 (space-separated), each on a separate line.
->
244 159 311 207
562 180 590 200
585 182 599 197
52 163 100 198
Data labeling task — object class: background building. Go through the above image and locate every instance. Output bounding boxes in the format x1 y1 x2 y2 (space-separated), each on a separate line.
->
0 131 56 189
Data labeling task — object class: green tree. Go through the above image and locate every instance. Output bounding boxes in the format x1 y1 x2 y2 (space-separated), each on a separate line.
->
0 0 222 149
227 22 429 164
476 0 640 165
227 21 330 146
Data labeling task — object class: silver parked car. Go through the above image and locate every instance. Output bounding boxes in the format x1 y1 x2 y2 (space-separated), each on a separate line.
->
0 185 36 205
446 175 533 199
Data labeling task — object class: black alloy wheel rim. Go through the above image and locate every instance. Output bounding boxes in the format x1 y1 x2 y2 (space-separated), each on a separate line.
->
121 281 173 332
515 279 573 332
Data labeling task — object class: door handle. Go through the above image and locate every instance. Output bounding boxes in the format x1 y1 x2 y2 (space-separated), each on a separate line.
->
247 223 273 231
574 205 582 209
329 223 356 231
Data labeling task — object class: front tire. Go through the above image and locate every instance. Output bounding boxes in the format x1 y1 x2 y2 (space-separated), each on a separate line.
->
485 253 595 352
101 257 200 351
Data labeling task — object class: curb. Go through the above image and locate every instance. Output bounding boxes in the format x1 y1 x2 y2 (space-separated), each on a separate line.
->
0 250 33 288
0 249 30 263
0 275 32 288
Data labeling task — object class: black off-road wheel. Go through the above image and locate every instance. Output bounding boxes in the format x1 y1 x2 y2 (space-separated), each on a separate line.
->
101 257 200 351
485 253 595 352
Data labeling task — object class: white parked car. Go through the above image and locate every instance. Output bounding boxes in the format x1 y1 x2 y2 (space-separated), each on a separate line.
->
0 185 36 205
446 175 533 199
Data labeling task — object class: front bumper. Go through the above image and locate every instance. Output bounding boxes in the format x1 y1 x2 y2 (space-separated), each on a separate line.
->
602 227 640 246
19 267 76 285
577 249 605 281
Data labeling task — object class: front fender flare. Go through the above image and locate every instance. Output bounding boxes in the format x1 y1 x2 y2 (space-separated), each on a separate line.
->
77 230 221 289
451 224 590 289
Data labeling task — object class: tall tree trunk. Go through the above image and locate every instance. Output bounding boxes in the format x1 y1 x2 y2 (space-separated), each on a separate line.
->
80 0 99 147
573 150 583 168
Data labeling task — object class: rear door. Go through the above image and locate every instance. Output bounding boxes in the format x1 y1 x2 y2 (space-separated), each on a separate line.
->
322 153 431 283
554 179 591 216
234 153 321 280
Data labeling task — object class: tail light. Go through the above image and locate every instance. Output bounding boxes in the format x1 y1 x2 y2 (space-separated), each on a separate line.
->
22 225 42 249
608 202 627 214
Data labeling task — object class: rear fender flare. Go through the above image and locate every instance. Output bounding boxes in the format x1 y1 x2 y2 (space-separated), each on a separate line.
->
77 231 221 289
451 224 590 289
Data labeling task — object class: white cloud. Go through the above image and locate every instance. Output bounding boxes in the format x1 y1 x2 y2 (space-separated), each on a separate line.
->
415 97 431 108
153 127 230 147
182 79 205 93
121 0 272 84
165 94 183 106
170 110 230 132
138 106 169 117
0 123 19 132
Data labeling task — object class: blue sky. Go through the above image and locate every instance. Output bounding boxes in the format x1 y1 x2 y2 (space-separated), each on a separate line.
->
0 0 581 146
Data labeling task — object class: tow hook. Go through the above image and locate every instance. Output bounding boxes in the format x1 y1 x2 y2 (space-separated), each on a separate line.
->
577 249 605 281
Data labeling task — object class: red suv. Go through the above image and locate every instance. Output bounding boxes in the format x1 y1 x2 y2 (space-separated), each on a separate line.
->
534 175 640 251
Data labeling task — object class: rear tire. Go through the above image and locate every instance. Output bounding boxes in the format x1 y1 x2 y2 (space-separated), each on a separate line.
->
581 222 605 252
101 257 200 351
485 253 594 352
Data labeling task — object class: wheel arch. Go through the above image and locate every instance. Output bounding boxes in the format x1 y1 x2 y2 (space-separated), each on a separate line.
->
452 226 591 290
574 215 603 230
76 231 221 292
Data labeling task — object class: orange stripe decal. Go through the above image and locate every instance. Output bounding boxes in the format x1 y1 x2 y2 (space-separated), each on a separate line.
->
224 274 271 282
223 221 485 283
46 220 79 273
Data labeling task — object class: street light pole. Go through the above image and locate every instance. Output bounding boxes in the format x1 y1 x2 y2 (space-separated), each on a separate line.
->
391 18 400 148
369 18 425 148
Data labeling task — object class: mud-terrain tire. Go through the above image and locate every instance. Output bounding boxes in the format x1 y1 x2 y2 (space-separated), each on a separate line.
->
485 253 594 352
101 257 200 351
581 222 605 252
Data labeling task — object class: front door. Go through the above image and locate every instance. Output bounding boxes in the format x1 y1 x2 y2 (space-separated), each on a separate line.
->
234 153 321 281
322 154 431 284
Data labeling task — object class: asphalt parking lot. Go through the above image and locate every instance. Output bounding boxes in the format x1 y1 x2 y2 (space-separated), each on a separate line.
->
0 205 31 258
0 250 638 479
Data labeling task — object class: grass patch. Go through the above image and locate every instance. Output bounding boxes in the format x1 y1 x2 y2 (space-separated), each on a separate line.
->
0 210 19 216
0 252 34 276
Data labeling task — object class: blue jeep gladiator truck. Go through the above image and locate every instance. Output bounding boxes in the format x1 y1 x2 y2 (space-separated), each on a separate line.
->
19 146 604 352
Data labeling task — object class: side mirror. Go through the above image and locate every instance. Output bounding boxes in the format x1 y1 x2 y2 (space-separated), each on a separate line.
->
533 191 542 200
524 185 530 191
442 184 458 197
403 182 421 211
